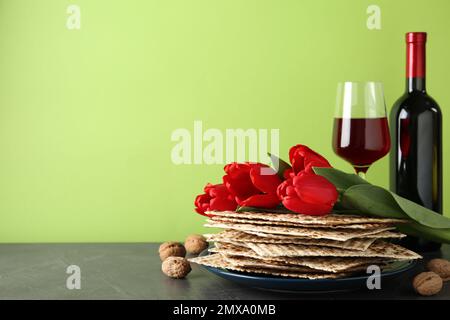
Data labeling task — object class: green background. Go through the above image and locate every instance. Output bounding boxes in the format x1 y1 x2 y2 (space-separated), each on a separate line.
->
0 0 448 242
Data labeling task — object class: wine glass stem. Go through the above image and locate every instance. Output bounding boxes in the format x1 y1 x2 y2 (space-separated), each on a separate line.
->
357 171 366 180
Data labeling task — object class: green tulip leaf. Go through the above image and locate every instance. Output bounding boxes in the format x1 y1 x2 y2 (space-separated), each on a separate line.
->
341 184 406 219
397 223 450 244
342 184 450 229
390 192 450 229
267 152 291 180
313 167 369 190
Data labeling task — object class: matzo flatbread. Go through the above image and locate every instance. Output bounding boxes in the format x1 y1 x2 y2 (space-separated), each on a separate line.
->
207 211 407 225
209 244 388 273
204 230 376 251
221 254 385 273
188 253 352 279
210 216 390 230
244 241 422 260
205 220 395 242
221 255 322 273
243 229 406 240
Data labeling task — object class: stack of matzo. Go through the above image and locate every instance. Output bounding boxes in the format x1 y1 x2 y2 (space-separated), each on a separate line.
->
189 211 422 279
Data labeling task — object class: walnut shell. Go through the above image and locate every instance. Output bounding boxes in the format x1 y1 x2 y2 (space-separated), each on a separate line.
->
159 242 186 261
427 259 450 281
162 257 191 279
413 272 443 296
185 234 208 255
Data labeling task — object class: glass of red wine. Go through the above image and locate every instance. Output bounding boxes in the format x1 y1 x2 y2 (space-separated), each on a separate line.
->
332 81 391 178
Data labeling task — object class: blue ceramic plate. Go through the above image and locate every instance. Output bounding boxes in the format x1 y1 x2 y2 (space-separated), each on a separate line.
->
199 251 417 292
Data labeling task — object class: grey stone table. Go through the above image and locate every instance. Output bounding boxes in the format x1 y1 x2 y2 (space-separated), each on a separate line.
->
0 243 449 300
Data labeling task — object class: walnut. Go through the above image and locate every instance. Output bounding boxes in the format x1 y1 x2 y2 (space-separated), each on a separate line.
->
162 257 191 279
185 234 208 255
427 259 450 281
413 272 443 296
159 242 186 261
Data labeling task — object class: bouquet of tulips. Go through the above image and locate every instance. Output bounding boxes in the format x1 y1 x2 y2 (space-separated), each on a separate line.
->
195 144 450 244
195 145 337 216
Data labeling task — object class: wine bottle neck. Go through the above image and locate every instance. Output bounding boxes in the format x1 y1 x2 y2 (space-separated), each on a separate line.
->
407 77 426 93
405 33 427 93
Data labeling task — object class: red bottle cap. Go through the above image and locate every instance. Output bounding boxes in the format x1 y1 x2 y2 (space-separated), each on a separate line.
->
406 32 427 43
406 32 427 78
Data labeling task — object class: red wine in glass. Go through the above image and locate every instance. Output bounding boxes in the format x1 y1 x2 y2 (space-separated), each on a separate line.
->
332 117 391 174
333 82 391 177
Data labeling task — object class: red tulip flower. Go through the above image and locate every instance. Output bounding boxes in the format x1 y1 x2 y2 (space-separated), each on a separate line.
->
223 162 282 208
194 183 237 216
277 171 338 215
284 144 332 178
